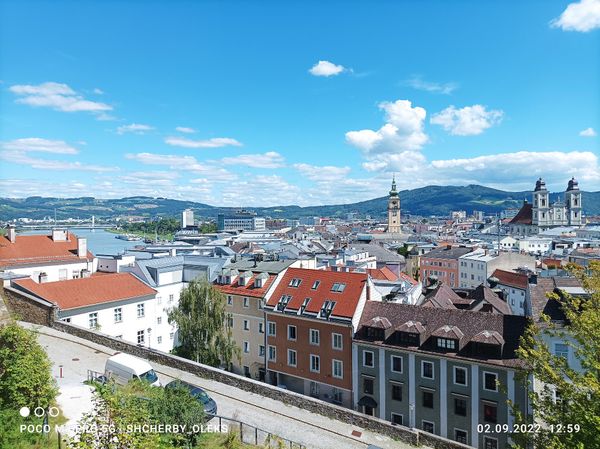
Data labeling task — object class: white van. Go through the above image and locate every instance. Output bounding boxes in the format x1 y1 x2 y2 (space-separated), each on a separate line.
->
104 353 161 386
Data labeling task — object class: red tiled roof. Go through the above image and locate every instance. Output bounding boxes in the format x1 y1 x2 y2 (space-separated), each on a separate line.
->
492 269 528 290
213 273 275 298
398 272 418 286
13 273 156 310
509 203 533 225
367 267 399 281
0 233 94 268
266 267 367 319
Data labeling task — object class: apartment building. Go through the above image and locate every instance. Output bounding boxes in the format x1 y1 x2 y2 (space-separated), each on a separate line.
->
265 268 375 407
10 273 163 349
458 250 535 289
214 259 294 380
489 269 530 316
420 246 473 288
354 301 528 449
0 227 95 282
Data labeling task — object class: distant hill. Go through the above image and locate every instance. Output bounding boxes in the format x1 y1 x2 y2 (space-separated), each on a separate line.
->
1 184 599 221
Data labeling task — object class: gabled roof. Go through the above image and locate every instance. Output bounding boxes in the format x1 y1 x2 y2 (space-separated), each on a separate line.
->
421 283 471 308
13 273 156 311
492 269 528 290
265 267 367 320
0 232 93 269
509 203 533 225
529 276 586 322
364 316 392 329
468 285 512 315
367 267 399 281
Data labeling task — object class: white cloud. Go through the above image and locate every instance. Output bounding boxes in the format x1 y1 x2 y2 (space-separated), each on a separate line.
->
0 151 118 172
9 82 113 116
93 88 104 95
430 105 503 136
125 152 237 181
550 0 600 32
164 136 242 148
309 60 347 77
219 151 285 168
1 138 78 154
579 127 597 137
175 126 196 134
404 76 458 95
116 123 154 135
293 163 351 182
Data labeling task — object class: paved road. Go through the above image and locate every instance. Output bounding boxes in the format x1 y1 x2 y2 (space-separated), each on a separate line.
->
27 323 423 449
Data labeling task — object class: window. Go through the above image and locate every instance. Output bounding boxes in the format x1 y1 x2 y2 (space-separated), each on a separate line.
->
309 382 319 397
310 354 320 373
391 355 403 373
258 322 264 334
391 413 403 425
399 332 420 346
137 330 145 345
554 343 569 359
113 308 122 323
59 268 68 280
484 436 498 449
157 316 162 325
454 397 467 416
137 303 145 318
268 346 276 361
287 325 297 341
243 297 249 308
363 350 374 368
483 372 498 392
332 359 343 379
331 282 346 293
169 294 174 303
422 361 434 379
455 429 468 444
88 313 98 329
310 329 320 345
243 320 249 331
267 321 276 336
422 390 434 408
289 278 302 287
243 366 250 377
332 388 343 404
332 333 343 350
227 316 234 327
422 421 434 433
391 383 402 401
454 367 467 386
287 349 297 367
363 377 374 395
243 341 250 353
259 345 265 357
311 280 320 290
157 336 162 344
169 332 174 340
437 338 456 350
483 402 497 423
227 296 233 305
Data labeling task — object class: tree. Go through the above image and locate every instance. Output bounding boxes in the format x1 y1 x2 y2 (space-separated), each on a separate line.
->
510 261 600 449
168 278 240 368
0 323 58 410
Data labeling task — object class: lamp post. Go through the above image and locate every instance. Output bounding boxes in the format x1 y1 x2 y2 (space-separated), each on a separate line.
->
147 327 152 349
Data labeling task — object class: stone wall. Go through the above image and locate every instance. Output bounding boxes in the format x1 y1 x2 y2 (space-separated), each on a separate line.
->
50 320 475 448
2 286 56 325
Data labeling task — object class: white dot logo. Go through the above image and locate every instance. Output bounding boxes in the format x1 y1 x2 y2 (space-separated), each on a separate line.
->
19 406 30 417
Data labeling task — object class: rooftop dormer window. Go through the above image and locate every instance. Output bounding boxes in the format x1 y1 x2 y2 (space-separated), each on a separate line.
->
300 297 311 314
436 338 457 350
331 282 346 293
311 280 320 290
320 300 336 319
254 278 263 288
289 278 302 288
398 332 420 346
366 327 384 340
277 295 292 311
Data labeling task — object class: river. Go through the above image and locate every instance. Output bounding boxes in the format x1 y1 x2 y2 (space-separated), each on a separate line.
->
20 229 143 255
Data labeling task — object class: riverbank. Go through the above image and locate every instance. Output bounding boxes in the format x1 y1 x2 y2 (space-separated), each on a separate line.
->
106 228 174 241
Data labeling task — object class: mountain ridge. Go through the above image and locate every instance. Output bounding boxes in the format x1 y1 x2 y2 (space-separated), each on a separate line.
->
1 184 599 221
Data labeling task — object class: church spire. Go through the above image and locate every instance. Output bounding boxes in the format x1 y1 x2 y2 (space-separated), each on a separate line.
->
389 174 398 197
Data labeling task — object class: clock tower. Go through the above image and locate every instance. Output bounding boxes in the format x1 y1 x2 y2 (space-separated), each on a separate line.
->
387 176 401 233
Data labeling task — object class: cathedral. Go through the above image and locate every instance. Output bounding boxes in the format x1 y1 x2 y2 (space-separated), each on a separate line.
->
509 177 583 235
387 176 401 233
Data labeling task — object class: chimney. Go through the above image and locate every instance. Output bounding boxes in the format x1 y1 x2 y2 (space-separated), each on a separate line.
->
6 225 16 243
38 272 48 283
77 238 88 258
52 229 68 242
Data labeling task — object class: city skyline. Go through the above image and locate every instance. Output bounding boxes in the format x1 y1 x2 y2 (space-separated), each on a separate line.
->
1 0 599 207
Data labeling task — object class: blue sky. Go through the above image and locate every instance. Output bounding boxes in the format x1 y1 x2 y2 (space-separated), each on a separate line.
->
1 0 599 206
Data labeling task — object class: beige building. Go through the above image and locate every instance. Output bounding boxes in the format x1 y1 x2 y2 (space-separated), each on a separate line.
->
214 259 295 381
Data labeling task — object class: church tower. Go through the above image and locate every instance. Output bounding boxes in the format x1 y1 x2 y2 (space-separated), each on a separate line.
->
565 177 582 226
532 178 550 228
387 176 401 233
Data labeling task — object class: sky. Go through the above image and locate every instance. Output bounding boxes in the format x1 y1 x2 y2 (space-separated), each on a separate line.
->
1 0 599 207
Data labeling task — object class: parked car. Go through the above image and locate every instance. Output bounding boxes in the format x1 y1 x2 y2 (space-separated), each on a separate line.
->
104 353 161 386
165 380 217 416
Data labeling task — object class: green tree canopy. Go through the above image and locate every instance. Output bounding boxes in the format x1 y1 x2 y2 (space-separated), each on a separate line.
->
511 261 600 449
0 323 58 410
168 278 240 368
